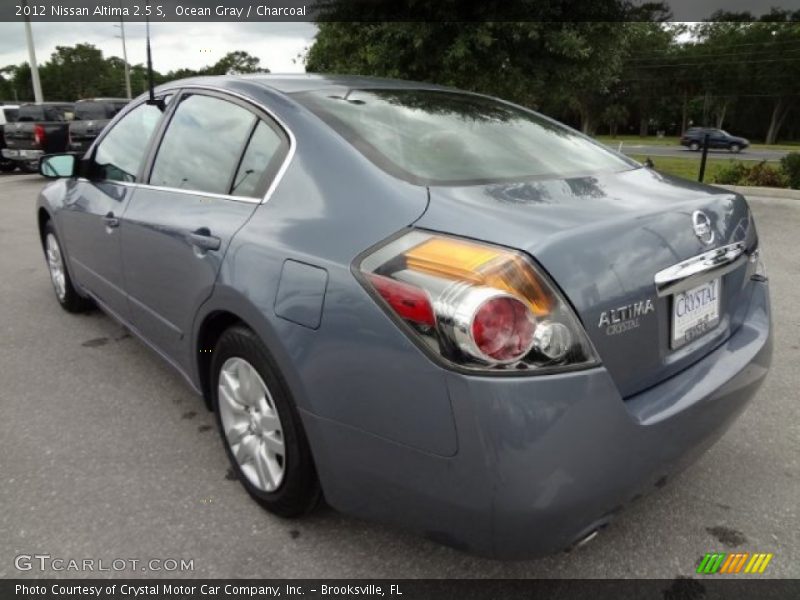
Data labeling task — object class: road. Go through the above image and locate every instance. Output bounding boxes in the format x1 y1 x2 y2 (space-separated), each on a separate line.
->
609 143 789 162
0 173 797 579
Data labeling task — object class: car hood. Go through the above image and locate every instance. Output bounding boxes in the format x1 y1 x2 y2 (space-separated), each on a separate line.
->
415 167 756 396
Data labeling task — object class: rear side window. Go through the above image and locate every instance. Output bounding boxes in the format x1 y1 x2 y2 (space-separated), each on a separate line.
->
3 108 18 123
149 94 256 195
294 89 634 185
93 102 165 182
231 121 285 198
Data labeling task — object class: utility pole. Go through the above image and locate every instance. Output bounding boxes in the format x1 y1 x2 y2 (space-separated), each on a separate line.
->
22 0 43 102
114 14 132 99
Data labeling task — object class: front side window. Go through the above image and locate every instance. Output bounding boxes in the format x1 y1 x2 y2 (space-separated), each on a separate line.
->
294 89 635 185
93 102 164 182
149 94 256 195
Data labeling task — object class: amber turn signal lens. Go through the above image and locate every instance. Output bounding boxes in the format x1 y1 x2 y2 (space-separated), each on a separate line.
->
404 237 554 315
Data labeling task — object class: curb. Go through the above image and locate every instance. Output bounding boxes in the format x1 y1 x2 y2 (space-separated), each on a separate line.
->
712 184 800 199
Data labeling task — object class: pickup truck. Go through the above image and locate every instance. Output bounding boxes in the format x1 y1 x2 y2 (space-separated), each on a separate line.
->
68 98 128 154
0 104 20 172
2 102 75 172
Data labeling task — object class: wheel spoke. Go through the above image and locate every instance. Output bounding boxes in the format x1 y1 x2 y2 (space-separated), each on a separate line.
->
219 383 246 413
234 435 257 465
254 444 275 490
257 411 281 432
225 422 249 445
262 431 284 456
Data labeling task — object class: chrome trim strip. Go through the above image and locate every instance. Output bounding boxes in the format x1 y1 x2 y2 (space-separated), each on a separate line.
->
77 83 297 206
654 241 747 297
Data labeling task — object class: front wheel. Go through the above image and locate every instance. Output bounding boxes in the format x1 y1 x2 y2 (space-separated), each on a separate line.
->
689 142 700 151
43 221 93 313
212 325 321 517
0 161 16 172
729 144 741 153
21 161 39 173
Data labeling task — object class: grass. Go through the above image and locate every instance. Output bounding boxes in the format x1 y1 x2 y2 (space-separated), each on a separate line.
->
596 134 800 153
628 154 736 182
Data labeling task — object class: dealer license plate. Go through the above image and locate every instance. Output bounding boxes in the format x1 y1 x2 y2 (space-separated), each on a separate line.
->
671 278 721 349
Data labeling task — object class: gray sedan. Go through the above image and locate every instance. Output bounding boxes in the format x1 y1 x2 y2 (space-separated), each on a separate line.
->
35 74 771 559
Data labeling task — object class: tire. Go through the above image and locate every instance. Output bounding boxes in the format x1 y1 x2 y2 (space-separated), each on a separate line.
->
689 142 700 152
211 325 321 517
0 161 16 173
730 144 741 153
21 161 39 173
43 221 93 313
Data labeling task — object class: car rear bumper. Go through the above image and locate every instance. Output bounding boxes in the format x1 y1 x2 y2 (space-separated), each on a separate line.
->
302 280 771 558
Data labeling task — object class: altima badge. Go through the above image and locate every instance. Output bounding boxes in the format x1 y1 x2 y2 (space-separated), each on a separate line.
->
692 210 715 245
598 298 655 335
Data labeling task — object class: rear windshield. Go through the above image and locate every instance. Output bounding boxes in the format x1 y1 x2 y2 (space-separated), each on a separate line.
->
293 89 634 185
17 105 74 122
2 108 18 122
75 102 125 120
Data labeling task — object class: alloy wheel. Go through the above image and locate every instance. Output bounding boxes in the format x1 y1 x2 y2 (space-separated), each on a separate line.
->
46 233 67 301
218 356 286 492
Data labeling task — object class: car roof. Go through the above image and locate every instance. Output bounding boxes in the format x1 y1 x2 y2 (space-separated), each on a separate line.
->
76 98 129 103
161 73 458 95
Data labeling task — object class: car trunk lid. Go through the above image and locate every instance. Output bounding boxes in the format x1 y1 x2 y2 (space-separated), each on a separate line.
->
415 167 757 397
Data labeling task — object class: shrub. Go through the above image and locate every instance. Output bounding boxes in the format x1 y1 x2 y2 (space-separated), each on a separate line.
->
780 152 800 189
712 161 787 188
712 162 748 185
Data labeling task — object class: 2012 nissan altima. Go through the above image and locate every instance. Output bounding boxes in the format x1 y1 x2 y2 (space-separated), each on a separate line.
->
36 75 772 559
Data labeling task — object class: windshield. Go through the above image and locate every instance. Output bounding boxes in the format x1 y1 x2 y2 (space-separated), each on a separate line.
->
293 89 635 185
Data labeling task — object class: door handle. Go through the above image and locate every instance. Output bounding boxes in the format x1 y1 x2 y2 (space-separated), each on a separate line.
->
103 211 120 229
188 228 221 252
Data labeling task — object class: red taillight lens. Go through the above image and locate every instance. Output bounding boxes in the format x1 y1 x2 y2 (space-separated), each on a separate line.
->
368 273 435 328
358 231 598 373
33 125 45 146
471 295 535 362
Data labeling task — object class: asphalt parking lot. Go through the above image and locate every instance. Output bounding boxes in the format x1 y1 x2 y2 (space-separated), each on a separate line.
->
0 172 797 579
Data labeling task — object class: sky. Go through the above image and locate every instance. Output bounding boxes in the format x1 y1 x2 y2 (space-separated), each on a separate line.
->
0 22 318 74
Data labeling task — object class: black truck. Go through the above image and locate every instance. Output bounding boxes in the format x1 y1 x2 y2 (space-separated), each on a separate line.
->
2 102 75 172
68 98 129 154
0 104 20 172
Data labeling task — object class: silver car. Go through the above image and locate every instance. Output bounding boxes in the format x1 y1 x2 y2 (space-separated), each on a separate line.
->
36 75 771 559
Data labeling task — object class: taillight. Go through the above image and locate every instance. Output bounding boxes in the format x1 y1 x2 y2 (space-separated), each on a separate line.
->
33 125 46 146
358 230 599 372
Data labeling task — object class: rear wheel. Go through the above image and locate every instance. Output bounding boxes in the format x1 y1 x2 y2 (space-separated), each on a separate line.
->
211 325 321 517
43 221 93 313
689 141 700 151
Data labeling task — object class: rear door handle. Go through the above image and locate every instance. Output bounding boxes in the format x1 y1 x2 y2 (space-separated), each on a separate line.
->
188 228 221 252
103 211 119 229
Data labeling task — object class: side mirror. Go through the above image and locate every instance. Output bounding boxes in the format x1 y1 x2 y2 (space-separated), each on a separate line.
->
40 154 77 179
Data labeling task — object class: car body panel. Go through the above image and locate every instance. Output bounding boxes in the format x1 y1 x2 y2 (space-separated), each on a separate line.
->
120 188 260 372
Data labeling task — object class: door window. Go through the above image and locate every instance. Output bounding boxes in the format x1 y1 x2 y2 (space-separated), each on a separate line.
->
231 120 285 198
149 94 257 195
93 102 165 182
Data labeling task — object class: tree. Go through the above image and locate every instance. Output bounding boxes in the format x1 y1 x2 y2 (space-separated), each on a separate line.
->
602 104 629 136
204 51 268 75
